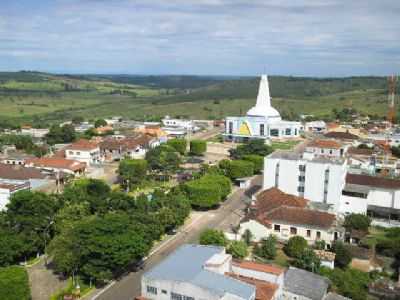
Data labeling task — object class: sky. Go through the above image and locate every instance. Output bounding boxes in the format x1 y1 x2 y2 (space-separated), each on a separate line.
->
0 0 399 76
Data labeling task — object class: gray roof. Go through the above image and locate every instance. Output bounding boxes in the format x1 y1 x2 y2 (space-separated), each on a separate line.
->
284 267 330 300
144 244 255 299
324 292 351 300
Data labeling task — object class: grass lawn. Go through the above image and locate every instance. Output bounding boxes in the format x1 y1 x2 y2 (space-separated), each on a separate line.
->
271 140 301 151
127 179 176 197
0 266 31 300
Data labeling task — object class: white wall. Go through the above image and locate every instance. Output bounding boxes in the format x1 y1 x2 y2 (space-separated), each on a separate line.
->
66 148 101 165
339 195 368 215
0 188 11 210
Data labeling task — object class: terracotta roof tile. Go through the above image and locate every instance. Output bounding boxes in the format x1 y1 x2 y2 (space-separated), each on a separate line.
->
346 173 400 189
324 131 359 140
260 206 336 229
308 139 342 149
26 157 86 172
347 147 374 156
232 260 285 275
66 139 99 151
254 188 308 214
226 273 278 300
0 163 46 180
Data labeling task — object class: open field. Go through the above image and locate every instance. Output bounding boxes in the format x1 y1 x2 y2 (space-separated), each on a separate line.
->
0 72 395 126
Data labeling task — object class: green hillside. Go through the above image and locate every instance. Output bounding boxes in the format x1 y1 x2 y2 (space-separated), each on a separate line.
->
0 71 396 128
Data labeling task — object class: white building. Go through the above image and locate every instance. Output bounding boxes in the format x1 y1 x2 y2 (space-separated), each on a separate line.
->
162 116 199 135
0 179 30 210
304 121 327 133
264 151 347 212
141 244 285 300
224 75 302 142
65 139 101 165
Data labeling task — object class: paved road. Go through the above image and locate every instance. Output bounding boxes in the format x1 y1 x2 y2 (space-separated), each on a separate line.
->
91 175 261 300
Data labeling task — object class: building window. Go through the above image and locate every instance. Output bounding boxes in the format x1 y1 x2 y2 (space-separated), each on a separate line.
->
298 175 305 182
260 124 265 136
69 151 74 155
147 286 157 295
171 292 194 300
329 150 333 155
162 290 167 294
228 122 233 134
274 224 281 232
307 230 311 237
76 151 80 155
285 128 291 135
270 129 279 137
316 231 321 240
295 129 298 135
297 186 304 193
290 227 297 235
299 165 306 172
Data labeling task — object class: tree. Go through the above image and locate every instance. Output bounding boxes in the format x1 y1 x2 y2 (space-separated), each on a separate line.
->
224 160 254 179
333 241 352 268
229 139 273 159
242 155 264 174
0 228 24 266
46 124 76 145
50 213 153 283
255 235 277 259
242 229 253 246
145 145 181 175
199 229 227 247
118 159 148 189
167 138 187 155
72 116 84 124
190 140 207 156
314 240 326 250
94 119 107 128
228 241 248 259
0 266 31 300
344 214 371 231
284 236 308 258
6 190 59 258
294 248 321 272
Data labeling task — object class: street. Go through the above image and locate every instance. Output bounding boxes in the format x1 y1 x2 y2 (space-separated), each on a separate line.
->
90 175 261 300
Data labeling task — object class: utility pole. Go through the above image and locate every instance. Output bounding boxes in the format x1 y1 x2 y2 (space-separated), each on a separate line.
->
387 75 397 125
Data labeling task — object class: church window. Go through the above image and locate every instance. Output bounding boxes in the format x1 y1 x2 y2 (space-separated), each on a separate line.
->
295 129 298 135
285 128 291 135
270 129 279 137
260 124 265 136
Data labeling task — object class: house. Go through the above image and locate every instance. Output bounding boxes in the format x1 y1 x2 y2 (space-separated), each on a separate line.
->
0 148 36 165
0 180 30 210
283 267 330 300
304 121 327 133
305 139 345 158
314 250 335 269
99 134 152 161
324 131 359 142
239 188 342 248
0 163 50 190
162 116 199 132
65 139 101 165
26 157 86 176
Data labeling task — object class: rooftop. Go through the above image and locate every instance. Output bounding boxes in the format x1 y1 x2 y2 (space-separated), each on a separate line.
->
0 179 30 191
66 139 99 151
144 244 255 299
0 163 46 180
308 139 342 149
324 131 359 140
268 150 345 165
254 188 308 215
284 267 330 300
26 157 86 172
232 260 285 275
346 173 400 190
226 273 278 300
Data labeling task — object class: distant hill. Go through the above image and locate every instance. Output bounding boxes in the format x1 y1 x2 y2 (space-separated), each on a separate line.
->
0 71 397 127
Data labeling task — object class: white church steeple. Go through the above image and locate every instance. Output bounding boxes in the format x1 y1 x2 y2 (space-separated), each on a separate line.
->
246 74 281 121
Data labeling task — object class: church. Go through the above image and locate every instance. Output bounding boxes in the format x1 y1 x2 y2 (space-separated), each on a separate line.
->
224 75 302 142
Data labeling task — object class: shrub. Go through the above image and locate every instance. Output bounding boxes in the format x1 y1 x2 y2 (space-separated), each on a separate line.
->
314 240 326 250
284 236 308 258
344 214 371 231
0 266 31 300
228 241 248 259
226 160 254 180
199 229 227 246
242 155 264 174
190 140 207 156
255 235 277 259
201 174 232 199
333 241 352 268
242 229 253 245
167 138 187 155
118 159 148 188
293 248 321 272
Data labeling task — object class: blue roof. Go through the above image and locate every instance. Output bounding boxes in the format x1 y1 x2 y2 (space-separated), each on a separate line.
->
144 244 255 299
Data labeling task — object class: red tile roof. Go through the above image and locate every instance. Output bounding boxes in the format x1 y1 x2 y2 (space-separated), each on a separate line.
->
0 164 46 180
66 139 99 151
261 206 336 229
0 181 30 191
324 131 359 140
308 139 342 149
347 147 374 156
232 260 285 275
26 157 86 172
346 173 400 189
226 273 278 300
254 188 308 214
